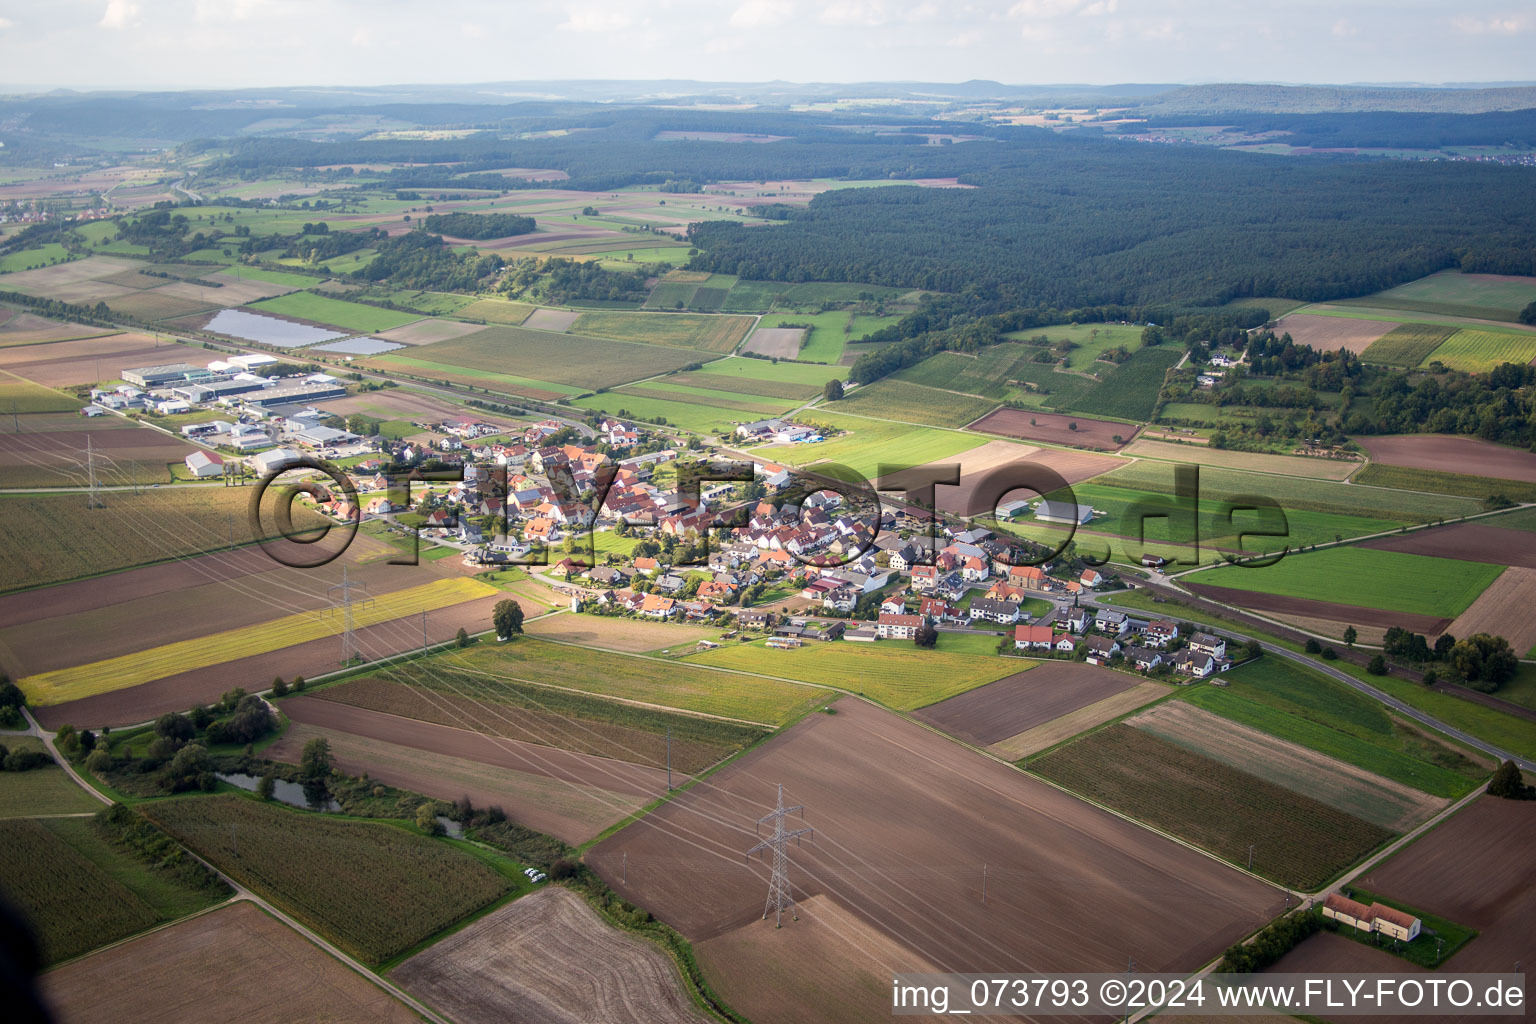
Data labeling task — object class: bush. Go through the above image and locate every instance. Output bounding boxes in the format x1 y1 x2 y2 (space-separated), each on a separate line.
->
292 676 306 692
271 677 289 697
1217 909 1322 972
1304 638 1322 654
1367 654 1387 675
3 750 52 772
1487 760 1535 800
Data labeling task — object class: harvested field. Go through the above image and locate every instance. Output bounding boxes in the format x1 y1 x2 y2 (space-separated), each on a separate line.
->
524 612 722 652
1356 433 1536 483
42 901 423 1024
1031 724 1394 887
741 326 803 358
1272 312 1397 354
989 682 1168 760
393 887 708 1024
196 271 299 302
1186 582 1451 634
143 795 510 965
378 325 702 391
588 702 1281 1012
969 407 1135 450
317 388 519 428
879 437 1126 517
374 317 487 345
269 716 653 844
0 313 113 346
1128 701 1446 831
522 307 582 332
1362 522 1536 567
696 895 937 1024
105 288 223 322
1122 438 1359 480
0 255 141 292
1266 614 1388 646
18 576 498 706
0 332 202 387
914 661 1143 747
453 298 536 325
570 311 754 353
0 420 198 488
665 370 818 401
1445 566 1536 654
32 590 508 729
0 372 80 412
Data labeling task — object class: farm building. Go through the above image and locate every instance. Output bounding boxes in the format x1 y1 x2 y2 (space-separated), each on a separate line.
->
1035 500 1094 525
184 451 224 478
1321 894 1422 942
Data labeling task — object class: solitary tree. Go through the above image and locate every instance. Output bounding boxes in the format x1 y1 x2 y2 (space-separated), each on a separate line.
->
1367 654 1387 675
299 737 332 781
822 379 844 402
913 622 938 649
492 598 525 640
271 676 289 697
1342 625 1357 648
456 627 472 648
1487 760 1534 800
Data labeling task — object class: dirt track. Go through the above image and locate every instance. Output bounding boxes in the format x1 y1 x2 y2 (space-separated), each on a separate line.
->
42 901 420 1024
588 700 1281 998
1357 434 1536 483
391 887 709 1024
913 662 1138 746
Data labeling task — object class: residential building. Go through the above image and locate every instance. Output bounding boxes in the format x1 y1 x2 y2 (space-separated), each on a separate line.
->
876 613 923 640
1143 620 1179 647
1094 609 1129 635
1082 635 1121 665
1187 632 1227 659
1125 645 1164 672
969 597 1020 625
1014 624 1053 650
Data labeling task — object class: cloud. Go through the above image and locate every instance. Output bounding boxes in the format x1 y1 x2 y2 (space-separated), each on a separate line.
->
1008 0 1085 18
0 16 13 30
1331 19 1358 37
558 7 635 32
820 1 887 26
98 0 140 30
730 0 794 28
1453 14 1527 34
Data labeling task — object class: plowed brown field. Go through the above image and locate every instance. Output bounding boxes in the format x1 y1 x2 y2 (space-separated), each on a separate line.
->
914 661 1141 746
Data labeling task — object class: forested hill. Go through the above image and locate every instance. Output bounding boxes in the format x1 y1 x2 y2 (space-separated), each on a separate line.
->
686 139 1536 307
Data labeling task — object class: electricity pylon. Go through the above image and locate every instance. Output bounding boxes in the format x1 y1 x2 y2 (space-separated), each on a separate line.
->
327 567 373 665
747 784 813 927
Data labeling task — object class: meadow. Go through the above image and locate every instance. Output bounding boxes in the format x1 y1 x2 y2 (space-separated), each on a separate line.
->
453 297 536 324
625 379 787 414
833 378 998 428
1360 324 1457 367
574 390 753 433
1418 329 1536 373
663 369 819 401
769 411 983 478
1030 724 1393 888
1189 546 1503 618
0 737 102 817
1352 464 1536 503
144 795 511 965
1341 270 1536 322
569 310 754 353
18 576 497 705
675 355 842 387
757 311 901 363
379 325 705 391
0 243 73 273
1021 322 1146 369
896 343 1092 403
249 291 419 333
684 637 1023 710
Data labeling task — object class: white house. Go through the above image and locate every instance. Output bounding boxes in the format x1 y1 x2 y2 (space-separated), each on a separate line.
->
876 613 923 640
184 451 224 478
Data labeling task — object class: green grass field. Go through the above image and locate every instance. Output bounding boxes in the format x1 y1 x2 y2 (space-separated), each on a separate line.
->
1025 322 1146 369
378 325 706 391
832 378 998 428
626 379 789 414
1344 270 1536 322
249 291 419 333
574 389 758 433
684 636 1021 710
0 738 101 817
663 369 819 401
435 636 831 725
0 374 85 413
0 244 73 274
1352 464 1536 503
452 297 536 324
1190 546 1503 618
769 411 983 479
756 311 901 363
1360 324 1457 367
1066 346 1182 421
676 356 843 387
1420 329 1536 373
896 344 1093 404
569 310 754 353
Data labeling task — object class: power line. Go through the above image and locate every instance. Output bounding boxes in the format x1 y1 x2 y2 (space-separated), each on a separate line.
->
747 783 813 928
326 567 373 666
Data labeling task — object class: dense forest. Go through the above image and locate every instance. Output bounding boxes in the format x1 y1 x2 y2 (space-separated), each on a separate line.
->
1125 109 1536 150
421 212 535 239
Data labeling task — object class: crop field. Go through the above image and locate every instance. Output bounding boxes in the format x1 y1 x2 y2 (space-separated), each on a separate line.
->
317 673 764 774
0 487 330 594
42 901 425 1024
833 378 998 428
0 373 83 412
1364 522 1536 568
989 682 1169 760
1445 566 1536 658
374 317 488 345
1189 546 1504 619
0 417 197 488
0 738 100 817
1128 701 1447 831
913 661 1147 746
755 311 900 363
767 411 981 478
685 638 1019 710
268 717 653 844
1066 347 1183 420
1418 328 1536 372
393 887 708 1024
1099 460 1481 521
0 817 160 964
1355 464 1536 503
663 369 818 401
0 242 72 273
452 297 537 324
378 325 704 390
1355 433 1536 483
143 795 511 964
0 331 205 387
625 379 787 414
523 612 724 652
1030 724 1394 887
249 291 419 333
895 345 1052 400
1121 438 1360 480
574 389 755 433
430 636 829 725
104 288 223 322
1342 270 1536 322
969 407 1135 449
739 326 803 358
1359 323 1457 366
569 310 754 353
522 308 581 331
681 355 843 387
880 437 1123 517
1272 313 1399 354
17 576 498 705
0 312 113 346
589 700 1280 1018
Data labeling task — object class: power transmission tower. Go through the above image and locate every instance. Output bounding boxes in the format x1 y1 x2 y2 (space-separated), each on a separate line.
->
85 436 103 509
327 567 372 665
747 784 813 928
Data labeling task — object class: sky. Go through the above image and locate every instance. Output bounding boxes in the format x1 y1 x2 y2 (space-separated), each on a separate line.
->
0 0 1530 91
